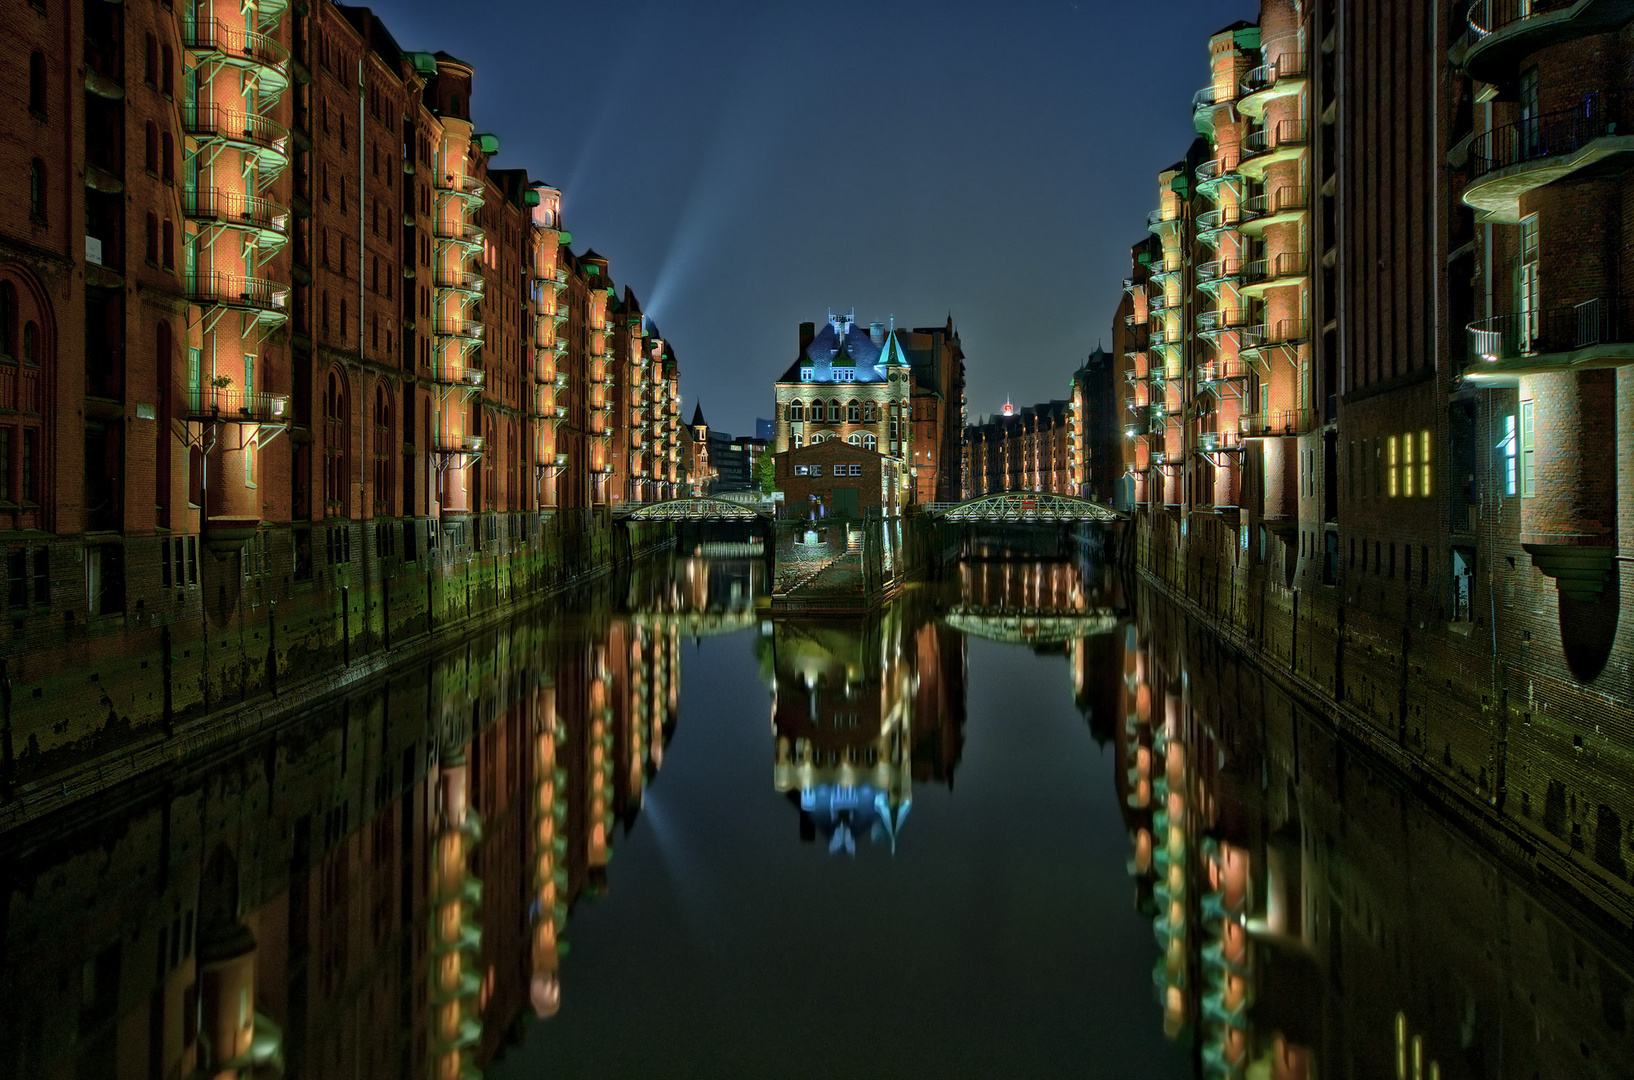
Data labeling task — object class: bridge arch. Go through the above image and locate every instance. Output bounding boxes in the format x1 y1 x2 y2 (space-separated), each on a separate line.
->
923 492 1124 523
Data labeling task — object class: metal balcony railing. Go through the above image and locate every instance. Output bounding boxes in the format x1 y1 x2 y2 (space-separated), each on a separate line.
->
1471 93 1624 179
185 272 288 312
1241 250 1310 287
1197 358 1247 383
1240 318 1309 350
181 104 289 153
1468 297 1634 362
1241 185 1308 222
181 188 289 234
182 19 290 72
432 319 485 341
1147 207 1180 230
1198 258 1245 283
185 387 289 421
433 270 485 292
1241 51 1308 96
1239 408 1317 437
432 434 484 455
430 363 485 389
1467 0 1583 39
435 172 485 196
433 220 483 245
1242 118 1309 159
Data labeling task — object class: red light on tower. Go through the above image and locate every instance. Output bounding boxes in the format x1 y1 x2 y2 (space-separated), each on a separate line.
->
1002 398 1015 417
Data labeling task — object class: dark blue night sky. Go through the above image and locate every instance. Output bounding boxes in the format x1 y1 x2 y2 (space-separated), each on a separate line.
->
376 0 1255 435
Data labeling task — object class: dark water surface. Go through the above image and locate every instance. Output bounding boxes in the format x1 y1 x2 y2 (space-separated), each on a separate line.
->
2 552 1629 1080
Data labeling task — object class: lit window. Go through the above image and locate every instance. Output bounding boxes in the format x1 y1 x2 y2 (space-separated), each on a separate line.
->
1388 435 1398 497
1403 433 1414 497
801 368 813 381
1519 400 1535 497
1419 429 1431 496
1501 414 1517 496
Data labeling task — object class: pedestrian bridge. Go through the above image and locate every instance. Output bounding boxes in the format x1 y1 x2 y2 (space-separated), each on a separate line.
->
941 604 1121 645
921 492 1124 524
615 497 773 521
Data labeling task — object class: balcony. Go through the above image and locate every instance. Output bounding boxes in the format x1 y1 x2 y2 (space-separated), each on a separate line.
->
1124 309 1147 329
1239 119 1309 179
1464 0 1634 86
1197 258 1245 290
181 104 289 170
433 433 484 456
1240 250 1309 295
182 187 289 244
1195 157 1241 196
1147 207 1182 235
1239 185 1308 234
1465 94 1633 223
432 319 485 343
430 362 486 390
1238 408 1317 438
434 172 485 201
433 219 484 250
1197 428 1244 454
1197 308 1246 338
1240 318 1310 356
553 372 569 390
184 387 289 423
1149 292 1175 315
186 272 289 315
433 269 485 294
1196 359 1247 391
1238 51 1308 119
182 19 290 100
1192 84 1232 135
1197 206 1240 249
1465 297 1634 382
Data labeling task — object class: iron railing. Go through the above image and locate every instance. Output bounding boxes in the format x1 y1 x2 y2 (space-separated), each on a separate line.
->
1241 185 1308 221
182 19 290 71
1467 0 1581 39
1471 93 1624 179
1242 50 1309 96
1242 250 1310 287
1239 408 1317 437
181 104 289 152
1243 118 1309 159
185 272 288 311
185 387 289 421
181 188 288 233
1468 297 1634 361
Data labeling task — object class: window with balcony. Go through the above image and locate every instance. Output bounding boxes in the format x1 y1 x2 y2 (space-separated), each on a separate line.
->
1519 399 1535 497
1518 216 1540 347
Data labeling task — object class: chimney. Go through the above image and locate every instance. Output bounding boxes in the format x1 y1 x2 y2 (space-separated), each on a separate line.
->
798 321 816 355
869 321 885 346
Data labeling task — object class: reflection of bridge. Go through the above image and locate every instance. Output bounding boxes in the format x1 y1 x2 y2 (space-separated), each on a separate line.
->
923 492 1123 523
615 497 773 521
629 609 758 638
941 604 1120 644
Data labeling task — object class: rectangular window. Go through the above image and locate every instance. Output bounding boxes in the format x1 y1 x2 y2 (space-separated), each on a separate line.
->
1387 435 1398 497
1518 216 1540 348
1519 400 1535 497
1403 433 1414 497
1501 414 1518 496
1419 429 1431 497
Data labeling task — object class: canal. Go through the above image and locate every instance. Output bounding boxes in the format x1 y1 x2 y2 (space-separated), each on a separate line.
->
1 549 1629 1079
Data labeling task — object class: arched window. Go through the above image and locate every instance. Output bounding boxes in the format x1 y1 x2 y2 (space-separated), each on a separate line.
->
29 52 46 115
847 433 861 446
144 122 159 173
324 371 349 510
863 433 877 451
162 220 174 270
828 399 841 422
373 384 392 515
0 272 53 527
161 44 174 97
145 214 158 264
29 160 45 222
847 400 860 423
162 132 174 182
144 35 157 86
862 402 876 423
22 323 36 367
788 399 803 422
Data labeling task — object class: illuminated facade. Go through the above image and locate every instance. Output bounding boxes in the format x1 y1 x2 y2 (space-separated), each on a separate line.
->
1113 0 1634 939
772 311 966 505
0 3 695 791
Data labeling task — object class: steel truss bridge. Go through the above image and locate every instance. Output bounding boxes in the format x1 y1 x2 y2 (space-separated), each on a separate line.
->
922 492 1124 524
940 605 1121 645
629 608 758 639
614 497 773 522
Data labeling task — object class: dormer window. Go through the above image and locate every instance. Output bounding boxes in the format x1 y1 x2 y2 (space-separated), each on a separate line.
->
835 367 855 382
801 367 813 382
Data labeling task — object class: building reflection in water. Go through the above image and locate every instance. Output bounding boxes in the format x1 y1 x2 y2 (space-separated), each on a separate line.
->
1120 584 1633 1080
0 554 1628 1079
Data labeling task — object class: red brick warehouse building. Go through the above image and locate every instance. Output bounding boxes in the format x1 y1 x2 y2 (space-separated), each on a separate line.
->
774 439 903 521
0 0 694 793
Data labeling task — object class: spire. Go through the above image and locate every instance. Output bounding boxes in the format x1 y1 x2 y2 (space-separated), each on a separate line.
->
690 401 707 428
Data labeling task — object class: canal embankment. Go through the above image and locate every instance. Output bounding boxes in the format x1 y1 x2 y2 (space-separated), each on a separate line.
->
1130 509 1634 932
0 512 675 832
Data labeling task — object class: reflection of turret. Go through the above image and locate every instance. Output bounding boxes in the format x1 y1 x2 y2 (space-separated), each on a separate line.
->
429 748 483 1080
768 600 964 855
196 847 284 1079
